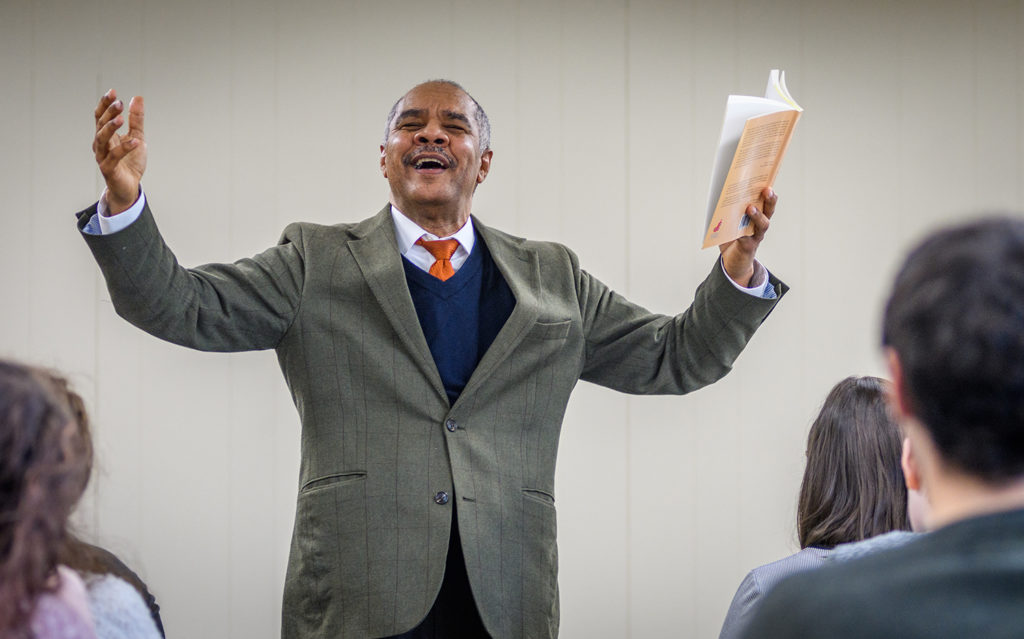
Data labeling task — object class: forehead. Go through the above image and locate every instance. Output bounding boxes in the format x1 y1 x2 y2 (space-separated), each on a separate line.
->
395 84 475 122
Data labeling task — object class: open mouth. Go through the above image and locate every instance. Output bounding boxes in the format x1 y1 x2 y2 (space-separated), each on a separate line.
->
406 149 454 173
415 158 447 170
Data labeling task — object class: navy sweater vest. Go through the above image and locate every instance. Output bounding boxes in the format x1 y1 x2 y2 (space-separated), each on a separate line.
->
392 233 514 638
402 233 515 405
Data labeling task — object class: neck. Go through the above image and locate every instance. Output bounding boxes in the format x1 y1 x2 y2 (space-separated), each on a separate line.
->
391 198 471 238
925 471 1024 529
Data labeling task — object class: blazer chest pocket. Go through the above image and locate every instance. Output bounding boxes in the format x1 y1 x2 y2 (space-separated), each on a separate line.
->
525 318 571 341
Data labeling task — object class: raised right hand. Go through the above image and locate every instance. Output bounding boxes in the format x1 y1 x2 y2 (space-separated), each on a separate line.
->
93 89 147 214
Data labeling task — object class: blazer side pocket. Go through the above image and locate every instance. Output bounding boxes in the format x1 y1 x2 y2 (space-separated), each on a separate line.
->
300 471 367 494
520 488 559 616
522 487 556 506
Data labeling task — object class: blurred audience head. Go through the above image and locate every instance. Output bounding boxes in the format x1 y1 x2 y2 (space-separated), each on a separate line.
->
0 360 91 638
883 216 1024 485
797 376 909 548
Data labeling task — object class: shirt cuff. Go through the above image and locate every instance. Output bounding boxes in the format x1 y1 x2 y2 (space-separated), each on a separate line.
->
721 259 776 299
83 188 146 235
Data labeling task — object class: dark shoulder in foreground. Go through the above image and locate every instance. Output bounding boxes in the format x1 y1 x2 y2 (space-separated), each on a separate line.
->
741 509 1024 639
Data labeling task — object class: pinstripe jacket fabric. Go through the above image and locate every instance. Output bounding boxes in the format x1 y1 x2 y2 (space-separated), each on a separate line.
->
78 203 786 639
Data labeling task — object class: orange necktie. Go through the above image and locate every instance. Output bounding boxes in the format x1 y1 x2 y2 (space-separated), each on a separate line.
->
416 237 460 281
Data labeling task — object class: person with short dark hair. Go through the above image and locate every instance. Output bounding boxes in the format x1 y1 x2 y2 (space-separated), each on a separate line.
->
718 376 909 639
742 216 1024 639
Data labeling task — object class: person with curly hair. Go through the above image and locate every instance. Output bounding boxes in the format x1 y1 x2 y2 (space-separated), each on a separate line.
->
0 360 96 639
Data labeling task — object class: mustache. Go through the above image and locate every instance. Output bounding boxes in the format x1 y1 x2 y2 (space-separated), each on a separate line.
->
402 145 457 168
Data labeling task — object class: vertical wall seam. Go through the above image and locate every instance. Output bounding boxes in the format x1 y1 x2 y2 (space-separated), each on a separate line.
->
28 1 36 352
514 0 522 231
558 1 565 238
973 0 979 206
226 3 235 635
138 0 149 575
622 1 632 637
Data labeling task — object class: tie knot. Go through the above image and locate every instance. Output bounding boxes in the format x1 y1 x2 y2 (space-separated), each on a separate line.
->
416 238 460 281
416 238 460 261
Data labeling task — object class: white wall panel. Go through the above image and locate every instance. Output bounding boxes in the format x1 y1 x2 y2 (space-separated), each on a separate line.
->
2 1 1022 637
0 1 35 362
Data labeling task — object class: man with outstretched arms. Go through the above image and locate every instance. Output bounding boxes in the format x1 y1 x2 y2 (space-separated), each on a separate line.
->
81 81 786 639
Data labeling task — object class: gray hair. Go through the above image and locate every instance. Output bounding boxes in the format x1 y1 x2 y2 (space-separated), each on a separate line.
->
382 80 491 152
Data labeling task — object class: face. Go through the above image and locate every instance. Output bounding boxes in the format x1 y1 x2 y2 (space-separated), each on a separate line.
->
380 83 492 218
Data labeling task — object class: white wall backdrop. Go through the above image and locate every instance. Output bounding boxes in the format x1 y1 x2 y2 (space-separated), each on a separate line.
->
1 0 1022 636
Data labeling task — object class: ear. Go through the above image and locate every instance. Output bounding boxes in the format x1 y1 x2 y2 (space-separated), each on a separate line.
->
476 149 493 184
380 144 388 178
901 436 920 492
885 348 916 422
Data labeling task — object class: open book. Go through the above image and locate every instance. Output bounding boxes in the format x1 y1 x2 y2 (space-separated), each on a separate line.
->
702 70 802 249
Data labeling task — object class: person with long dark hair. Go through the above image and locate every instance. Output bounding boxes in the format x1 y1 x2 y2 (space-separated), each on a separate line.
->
42 372 164 638
718 376 910 639
0 360 95 639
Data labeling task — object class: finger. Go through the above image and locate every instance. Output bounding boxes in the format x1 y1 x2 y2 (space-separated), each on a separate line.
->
761 187 777 219
95 99 124 135
94 88 117 123
746 204 770 241
97 138 140 173
93 115 124 160
127 96 145 138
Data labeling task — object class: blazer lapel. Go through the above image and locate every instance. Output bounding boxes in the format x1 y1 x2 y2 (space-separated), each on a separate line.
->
348 206 448 404
453 217 543 410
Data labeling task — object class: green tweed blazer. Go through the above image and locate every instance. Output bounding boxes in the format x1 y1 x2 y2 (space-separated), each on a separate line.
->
78 203 785 639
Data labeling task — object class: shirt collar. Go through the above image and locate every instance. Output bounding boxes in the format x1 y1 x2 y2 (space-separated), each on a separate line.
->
390 204 476 256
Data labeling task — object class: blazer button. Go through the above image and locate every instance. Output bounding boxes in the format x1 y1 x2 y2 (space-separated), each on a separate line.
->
445 419 458 432
434 491 450 505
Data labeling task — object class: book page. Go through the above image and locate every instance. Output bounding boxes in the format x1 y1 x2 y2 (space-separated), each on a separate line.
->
702 108 800 248
703 96 796 235
765 69 801 109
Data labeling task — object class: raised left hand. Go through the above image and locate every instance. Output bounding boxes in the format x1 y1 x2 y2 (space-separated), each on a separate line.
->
719 187 776 287
93 89 147 214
